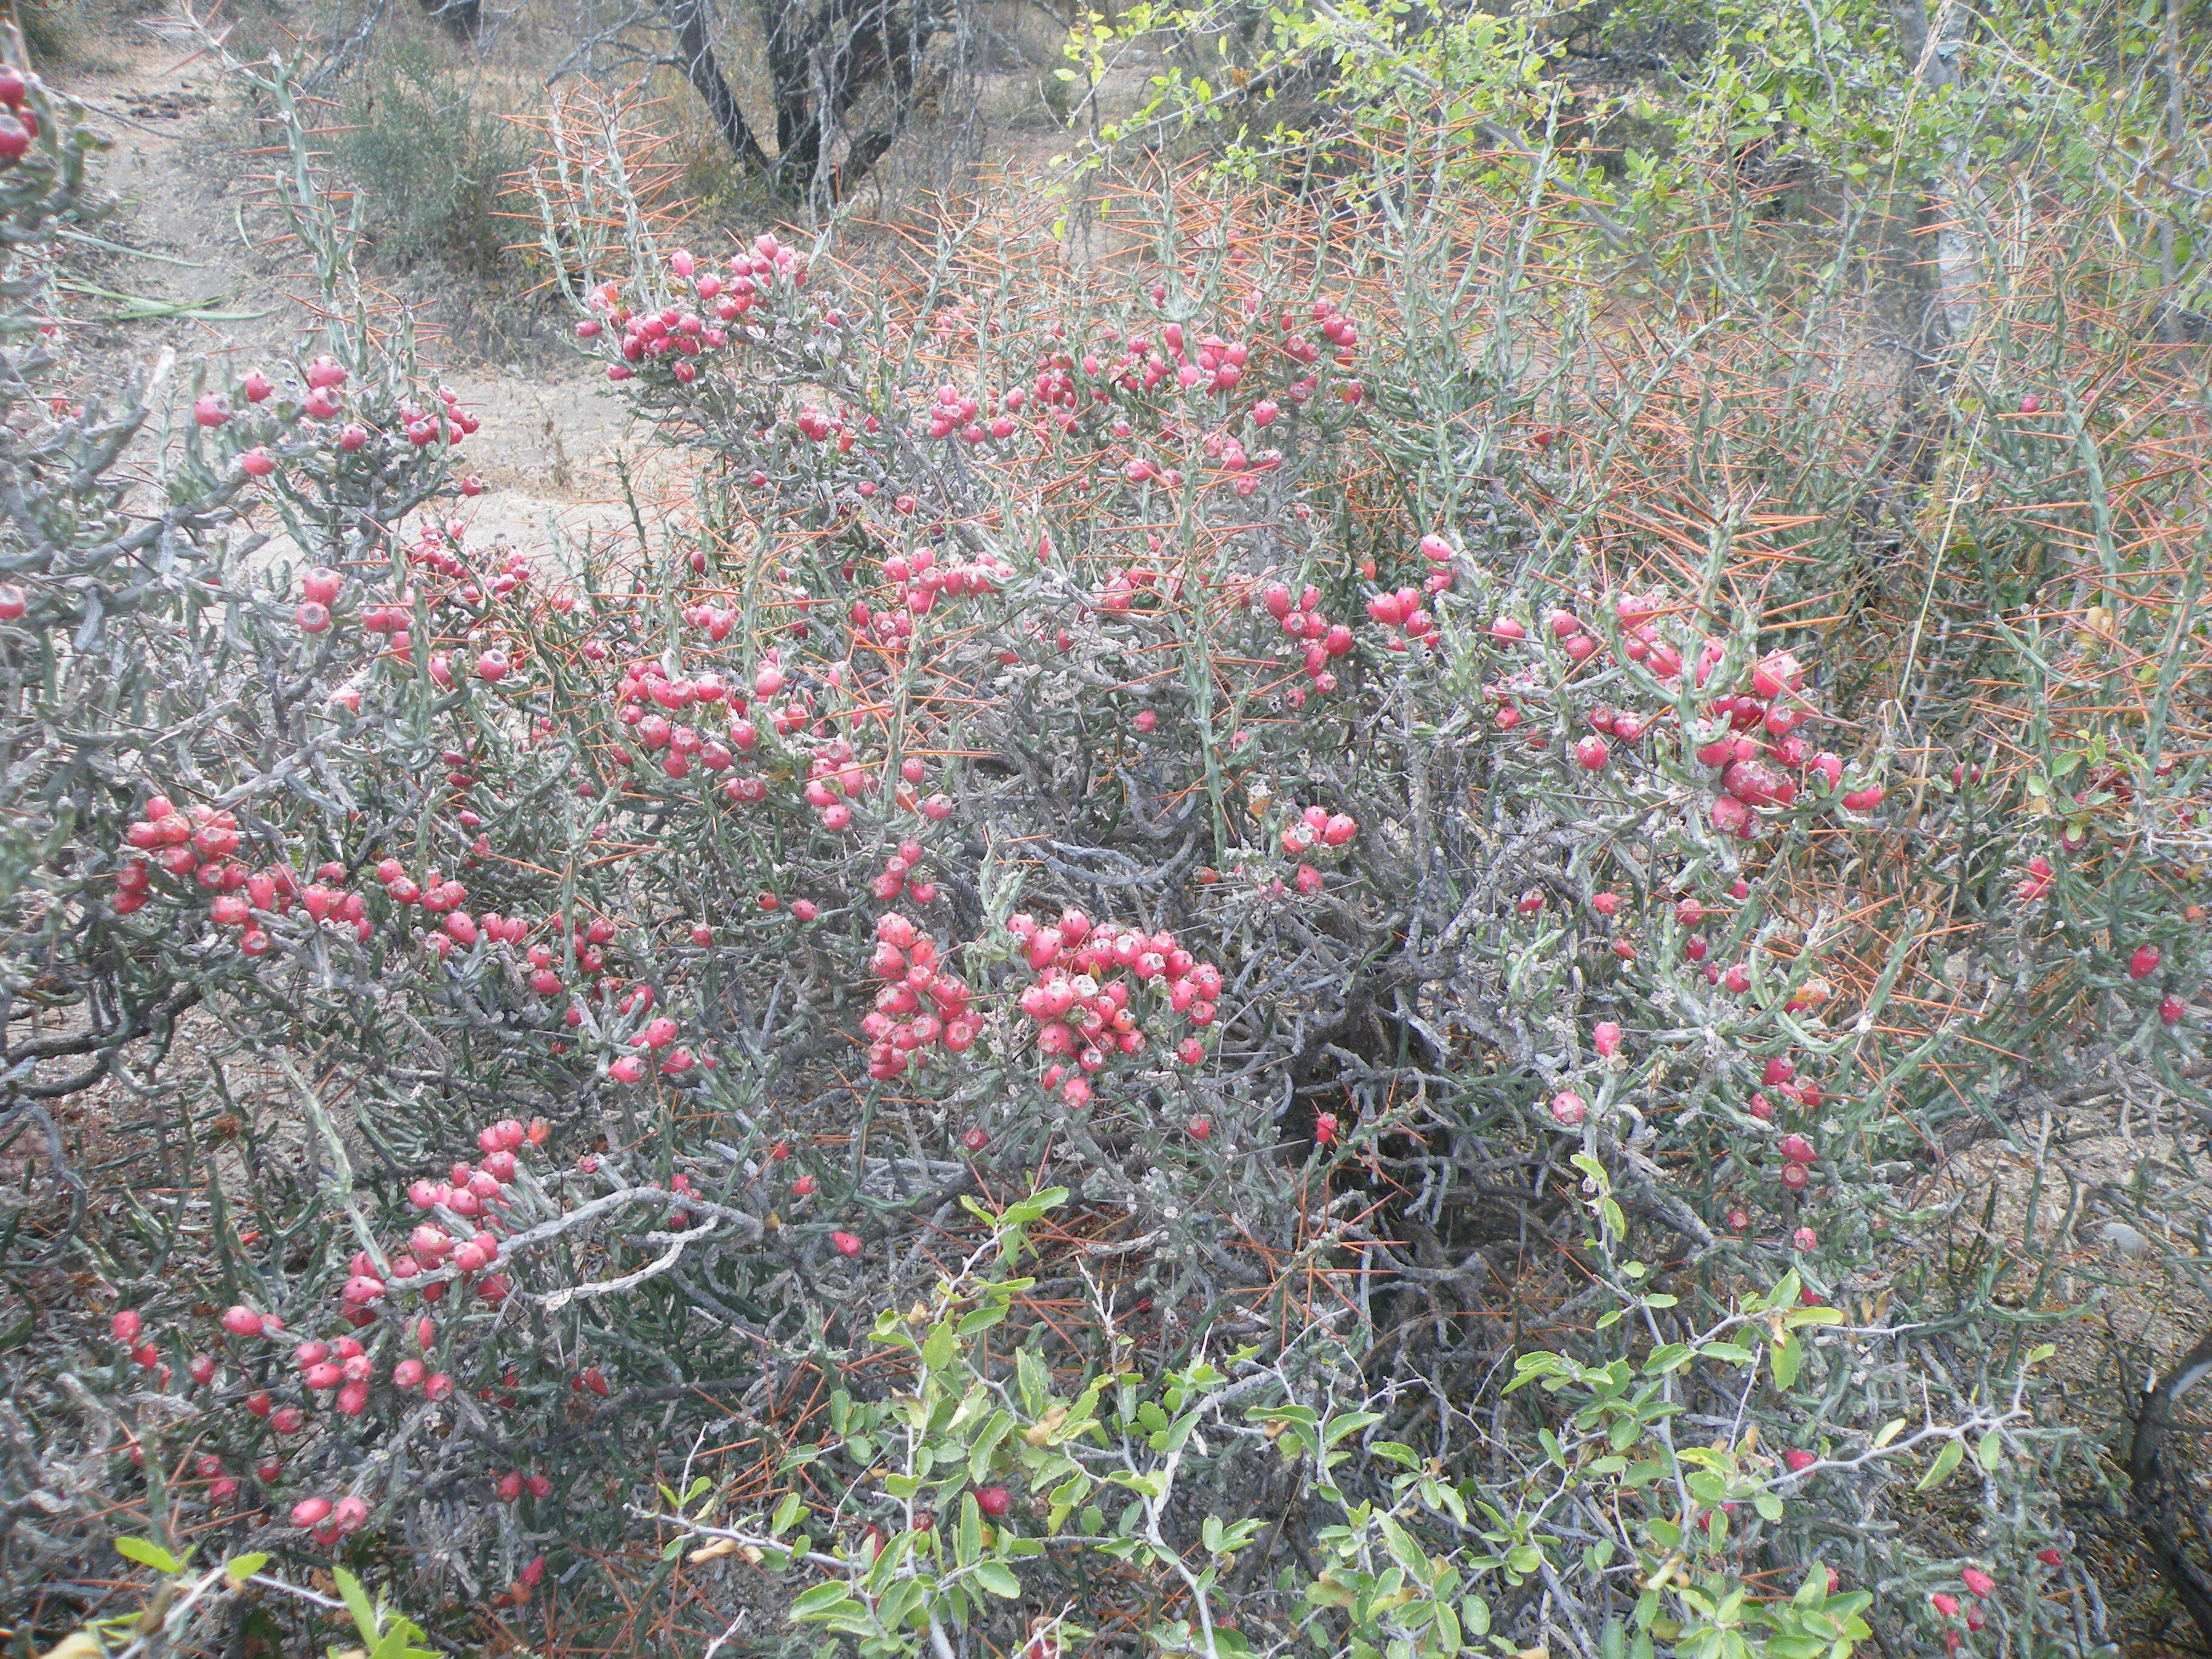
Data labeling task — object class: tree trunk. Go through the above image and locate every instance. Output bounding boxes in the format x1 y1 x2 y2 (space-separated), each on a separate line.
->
767 0 939 204
2131 1327 2212 1645
414 0 481 38
1891 0 1980 349
659 0 772 173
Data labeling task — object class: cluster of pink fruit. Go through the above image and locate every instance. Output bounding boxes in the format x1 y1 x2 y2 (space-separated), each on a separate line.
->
0 63 36 165
922 383 1016 444
106 1290 461 1540
394 1117 545 1302
397 385 481 449
1278 804 1361 894
794 401 875 450
1080 318 1260 404
580 236 802 383
219 355 475 474
289 563 346 635
1690 1053 1832 1224
632 652 813 795
848 546 1007 652
113 795 371 950
1683 645 1879 833
592 294 729 384
327 534 533 681
106 1306 201 1387
1009 908 1221 1107
524 913 624 1010
406 518 529 602
1253 293 1367 406
1621 884 1840 1007
799 733 882 830
2119 935 2190 1023
1196 427 1283 497
863 911 977 1081
607 993 713 1081
683 598 743 642
183 1446 283 1512
367 859 515 959
1255 579 1355 701
865 832 939 905
1096 560 1177 614
611 657 742 784
1363 534 1458 650
1487 593 1883 831
1929 1566 2004 1646
286 1493 371 1544
988 288 1363 457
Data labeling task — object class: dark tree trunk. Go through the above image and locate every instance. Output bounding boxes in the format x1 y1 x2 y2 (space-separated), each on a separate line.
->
2131 1328 2212 1645
415 0 481 38
766 0 942 201
661 0 947 202
659 0 772 172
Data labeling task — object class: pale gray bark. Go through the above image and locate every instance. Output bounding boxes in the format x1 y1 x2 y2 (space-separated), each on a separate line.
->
1892 0 1982 347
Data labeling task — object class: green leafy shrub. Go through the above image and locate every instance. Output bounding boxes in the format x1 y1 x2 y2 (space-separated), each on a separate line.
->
332 38 532 278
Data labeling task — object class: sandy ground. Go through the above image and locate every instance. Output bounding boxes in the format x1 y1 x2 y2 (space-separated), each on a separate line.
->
50 33 671 549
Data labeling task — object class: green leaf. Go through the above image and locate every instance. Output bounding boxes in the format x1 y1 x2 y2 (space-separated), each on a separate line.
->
923 1321 956 1372
875 1577 927 1631
1382 1513 1433 1578
1771 1333 1802 1390
957 1302 1010 1336
969 1409 1014 1481
1976 1430 2004 1472
1322 1410 1384 1447
791 1580 866 1620
1916 1438 1965 1491
115 1537 183 1575
971 1561 1023 1598
334 1566 379 1644
1785 1305 1844 1327
1000 1187 1069 1227
372 1618 438 1659
960 1493 983 1565
224 1552 270 1587
1436 1597 1464 1655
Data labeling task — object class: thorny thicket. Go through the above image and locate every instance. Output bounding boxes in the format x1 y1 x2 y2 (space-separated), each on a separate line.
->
5 28 2211 1659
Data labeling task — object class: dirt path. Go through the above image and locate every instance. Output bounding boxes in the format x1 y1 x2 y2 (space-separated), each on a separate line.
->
51 35 669 550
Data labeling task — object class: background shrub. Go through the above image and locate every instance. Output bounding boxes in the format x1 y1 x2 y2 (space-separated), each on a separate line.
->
331 38 533 278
